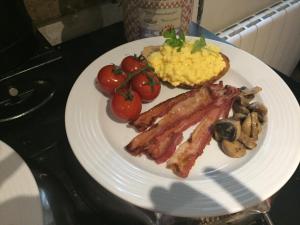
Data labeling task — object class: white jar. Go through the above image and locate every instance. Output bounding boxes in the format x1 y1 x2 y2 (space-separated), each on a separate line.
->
123 0 194 41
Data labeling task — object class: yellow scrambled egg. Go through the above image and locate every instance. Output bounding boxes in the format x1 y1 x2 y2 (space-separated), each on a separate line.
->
147 41 226 86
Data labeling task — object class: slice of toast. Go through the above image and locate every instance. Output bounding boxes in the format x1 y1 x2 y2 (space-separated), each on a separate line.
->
142 46 230 89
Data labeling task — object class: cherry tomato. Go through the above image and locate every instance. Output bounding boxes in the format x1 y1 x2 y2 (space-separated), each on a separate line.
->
121 55 146 73
97 64 127 95
131 72 161 102
110 89 142 121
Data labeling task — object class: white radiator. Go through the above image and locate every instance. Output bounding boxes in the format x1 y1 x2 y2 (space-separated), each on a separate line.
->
217 0 300 76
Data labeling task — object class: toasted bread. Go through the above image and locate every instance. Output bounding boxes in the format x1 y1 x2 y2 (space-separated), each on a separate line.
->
142 46 230 89
142 46 161 58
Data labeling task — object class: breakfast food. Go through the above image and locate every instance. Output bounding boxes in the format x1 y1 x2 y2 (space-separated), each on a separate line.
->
110 89 142 121
97 64 127 95
126 82 241 177
212 86 268 158
96 55 161 122
142 29 230 88
95 29 268 178
130 88 201 132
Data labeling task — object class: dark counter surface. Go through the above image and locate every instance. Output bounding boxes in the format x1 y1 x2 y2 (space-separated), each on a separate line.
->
57 22 300 225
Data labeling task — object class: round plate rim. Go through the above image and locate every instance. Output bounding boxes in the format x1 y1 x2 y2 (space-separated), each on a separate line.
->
65 36 300 217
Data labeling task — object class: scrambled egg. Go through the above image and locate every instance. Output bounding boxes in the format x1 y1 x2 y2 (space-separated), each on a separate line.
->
147 41 226 86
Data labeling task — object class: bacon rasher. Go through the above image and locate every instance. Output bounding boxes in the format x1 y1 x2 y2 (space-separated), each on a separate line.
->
145 106 213 163
130 89 199 132
167 86 239 177
126 86 214 155
166 107 223 177
125 82 240 177
146 85 239 164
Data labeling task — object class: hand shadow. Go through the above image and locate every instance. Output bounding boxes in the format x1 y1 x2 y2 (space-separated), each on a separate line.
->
150 167 262 219
0 150 23 187
204 167 261 210
150 182 229 218
0 144 43 225
0 196 42 225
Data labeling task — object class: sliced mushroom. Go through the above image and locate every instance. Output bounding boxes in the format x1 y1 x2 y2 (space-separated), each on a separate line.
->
241 114 252 137
212 119 241 142
213 85 267 159
233 101 250 115
248 102 268 123
238 132 257 149
236 95 254 106
233 112 248 121
221 140 246 158
250 112 262 139
241 112 262 140
240 86 262 96
248 102 267 115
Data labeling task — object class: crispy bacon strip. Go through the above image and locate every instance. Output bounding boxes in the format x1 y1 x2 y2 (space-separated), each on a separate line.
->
166 87 239 178
126 86 214 155
145 106 213 163
130 82 225 132
130 89 199 132
143 84 239 163
125 82 240 178
166 107 223 178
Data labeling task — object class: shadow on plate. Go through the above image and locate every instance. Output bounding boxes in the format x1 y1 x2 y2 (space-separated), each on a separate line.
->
150 166 261 222
0 196 42 225
0 151 42 225
0 151 23 187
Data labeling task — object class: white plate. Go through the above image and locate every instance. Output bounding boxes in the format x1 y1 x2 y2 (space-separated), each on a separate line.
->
65 37 300 217
0 140 43 225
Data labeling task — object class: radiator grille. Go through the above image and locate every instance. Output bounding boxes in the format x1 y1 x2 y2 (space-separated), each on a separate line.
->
217 0 300 76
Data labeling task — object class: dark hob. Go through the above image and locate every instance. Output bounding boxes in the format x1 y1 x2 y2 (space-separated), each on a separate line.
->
0 32 79 224
0 23 299 225
0 28 155 225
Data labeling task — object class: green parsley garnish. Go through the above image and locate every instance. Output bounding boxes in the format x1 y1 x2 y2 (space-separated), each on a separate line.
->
163 28 185 52
163 28 207 54
191 36 206 54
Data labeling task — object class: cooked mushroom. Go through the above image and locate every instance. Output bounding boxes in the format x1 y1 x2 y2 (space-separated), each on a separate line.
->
248 102 268 123
240 86 262 96
248 102 267 115
238 132 257 149
233 101 250 115
221 140 246 158
241 112 262 140
236 95 254 106
250 112 262 139
213 119 241 142
241 114 252 137
233 112 248 121
213 85 267 158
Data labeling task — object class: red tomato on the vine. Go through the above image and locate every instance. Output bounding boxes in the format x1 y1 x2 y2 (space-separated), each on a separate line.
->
110 89 142 121
131 72 161 102
97 64 127 95
121 55 146 73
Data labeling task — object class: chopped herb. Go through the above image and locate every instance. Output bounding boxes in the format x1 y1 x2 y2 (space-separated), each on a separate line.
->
178 30 185 42
191 36 206 54
163 28 177 39
163 28 185 51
